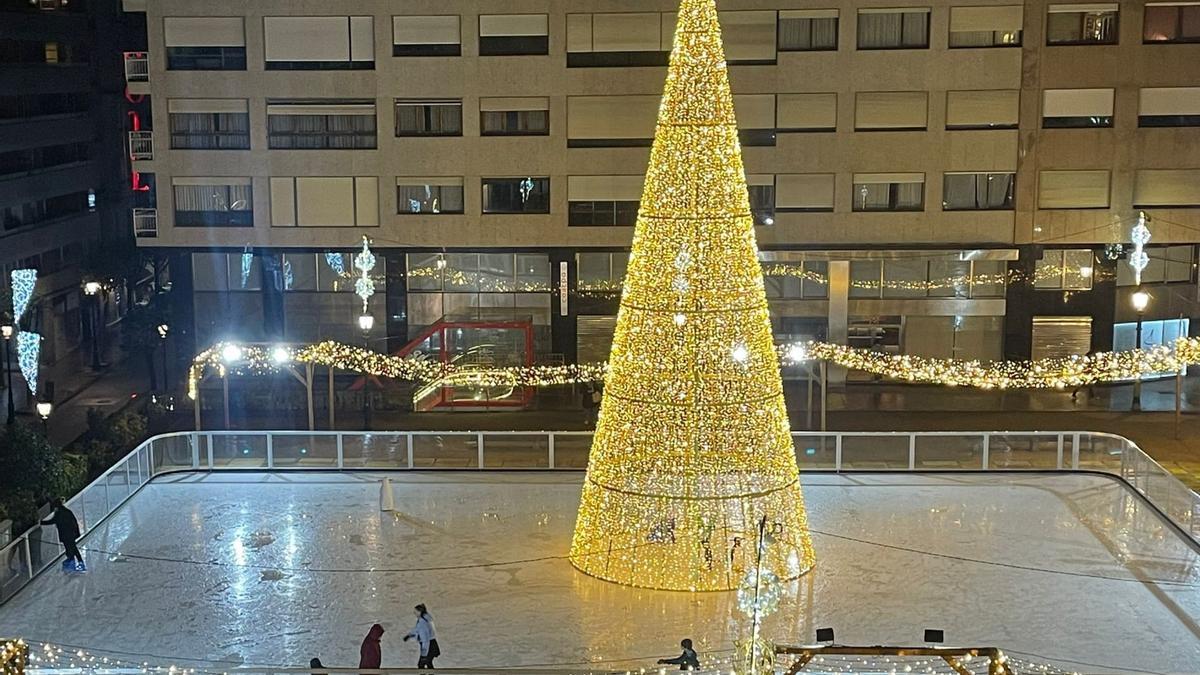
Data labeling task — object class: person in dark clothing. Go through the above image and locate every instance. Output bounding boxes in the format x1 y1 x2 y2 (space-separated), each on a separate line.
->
359 623 385 669
40 498 84 571
657 639 700 671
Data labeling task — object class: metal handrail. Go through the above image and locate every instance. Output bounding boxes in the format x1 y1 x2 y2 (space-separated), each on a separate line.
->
1 429 1194 607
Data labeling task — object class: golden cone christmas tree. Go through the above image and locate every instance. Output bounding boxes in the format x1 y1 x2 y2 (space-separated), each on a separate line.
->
569 0 816 591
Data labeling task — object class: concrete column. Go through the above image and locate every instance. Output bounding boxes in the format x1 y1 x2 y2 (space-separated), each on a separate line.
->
826 260 849 385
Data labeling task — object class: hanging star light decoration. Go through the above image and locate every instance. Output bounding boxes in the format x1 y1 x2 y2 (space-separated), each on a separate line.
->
10 269 36 324
354 236 377 312
1130 211 1151 284
17 331 39 395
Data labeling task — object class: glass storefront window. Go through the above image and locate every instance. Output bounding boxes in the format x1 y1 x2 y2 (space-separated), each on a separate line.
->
882 259 927 298
928 260 971 298
849 260 882 298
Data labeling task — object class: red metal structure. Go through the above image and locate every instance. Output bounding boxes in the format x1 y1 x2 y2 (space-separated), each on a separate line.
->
395 319 536 411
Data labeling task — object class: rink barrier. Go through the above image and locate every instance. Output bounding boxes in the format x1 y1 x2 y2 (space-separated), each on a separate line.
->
0 429 1196 605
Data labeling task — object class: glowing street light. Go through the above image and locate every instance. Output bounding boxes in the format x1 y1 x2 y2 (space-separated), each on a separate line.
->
1131 289 1151 411
83 281 101 296
271 346 292 365
358 313 375 332
221 344 244 364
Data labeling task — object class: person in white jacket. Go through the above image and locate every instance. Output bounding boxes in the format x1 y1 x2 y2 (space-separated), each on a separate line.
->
403 603 439 669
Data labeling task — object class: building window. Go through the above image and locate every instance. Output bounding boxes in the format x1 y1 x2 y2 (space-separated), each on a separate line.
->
776 174 835 212
481 98 550 136
778 10 839 51
720 10 778 63
569 200 639 226
1037 170 1110 209
263 16 375 70
577 252 629 295
1046 4 1119 45
267 100 377 149
1144 3 1200 42
1133 169 1200 208
168 99 250 150
1 191 89 232
857 9 930 49
852 174 925 211
945 90 1020 129
942 172 1015 210
397 178 465 214
568 176 641 226
482 177 550 214
479 14 549 56
1035 249 1095 290
948 6 1023 47
1117 245 1195 285
855 91 928 131
566 12 671 67
393 16 461 56
1042 88 1114 128
395 99 463 137
1139 87 1200 127
164 17 246 70
173 179 253 227
748 179 776 225
269 177 378 227
567 95 658 147
0 142 89 177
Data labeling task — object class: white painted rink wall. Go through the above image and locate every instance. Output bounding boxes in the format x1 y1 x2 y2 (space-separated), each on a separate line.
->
1 471 1199 674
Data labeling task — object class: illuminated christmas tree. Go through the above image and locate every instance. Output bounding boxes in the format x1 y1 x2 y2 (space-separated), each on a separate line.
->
569 0 816 591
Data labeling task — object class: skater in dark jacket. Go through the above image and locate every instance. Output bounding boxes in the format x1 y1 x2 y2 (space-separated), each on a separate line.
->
657 639 700 671
360 624 385 669
40 498 84 571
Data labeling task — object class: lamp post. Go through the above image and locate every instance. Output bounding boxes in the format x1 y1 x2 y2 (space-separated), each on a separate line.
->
36 399 52 436
1 324 14 425
157 323 170 391
358 313 374 430
1131 289 1151 411
83 281 102 370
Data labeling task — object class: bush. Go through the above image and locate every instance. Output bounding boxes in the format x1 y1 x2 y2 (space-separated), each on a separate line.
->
0 423 85 531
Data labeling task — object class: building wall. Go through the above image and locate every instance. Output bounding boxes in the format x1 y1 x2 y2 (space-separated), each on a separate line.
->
125 0 1200 362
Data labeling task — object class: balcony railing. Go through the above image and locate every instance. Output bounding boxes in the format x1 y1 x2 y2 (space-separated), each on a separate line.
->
0 429 1195 605
123 51 148 82
128 130 153 160
132 208 157 237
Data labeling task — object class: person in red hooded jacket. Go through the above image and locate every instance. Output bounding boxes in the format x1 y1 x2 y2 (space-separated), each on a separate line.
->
360 624 385 669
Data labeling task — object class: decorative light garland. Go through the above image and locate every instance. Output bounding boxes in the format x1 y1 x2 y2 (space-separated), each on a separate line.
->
10 269 37 324
354 237 377 313
1 639 26 675
189 336 1200 401
1129 211 1151 285
17 331 39 395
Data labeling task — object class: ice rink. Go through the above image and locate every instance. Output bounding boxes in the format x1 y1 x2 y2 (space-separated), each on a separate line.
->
2 471 1199 674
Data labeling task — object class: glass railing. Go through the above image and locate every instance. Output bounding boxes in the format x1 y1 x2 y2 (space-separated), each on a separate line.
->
1 429 1193 604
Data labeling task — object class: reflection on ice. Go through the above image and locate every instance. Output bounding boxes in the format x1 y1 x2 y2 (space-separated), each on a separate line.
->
0 472 1198 675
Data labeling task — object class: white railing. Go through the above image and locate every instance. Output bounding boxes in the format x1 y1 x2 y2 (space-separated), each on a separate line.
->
132 208 157 237
128 131 153 160
1 429 1195 606
122 52 148 82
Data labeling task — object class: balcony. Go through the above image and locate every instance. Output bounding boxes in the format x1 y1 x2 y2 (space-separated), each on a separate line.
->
123 51 148 83
132 208 157 237
128 130 153 160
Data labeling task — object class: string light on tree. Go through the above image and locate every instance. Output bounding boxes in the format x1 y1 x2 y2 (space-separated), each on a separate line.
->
567 0 816 592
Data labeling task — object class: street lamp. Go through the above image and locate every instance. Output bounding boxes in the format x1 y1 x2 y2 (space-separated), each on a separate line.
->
157 323 170 391
359 313 374 429
83 281 102 369
1131 289 1151 411
36 399 52 436
1 324 14 425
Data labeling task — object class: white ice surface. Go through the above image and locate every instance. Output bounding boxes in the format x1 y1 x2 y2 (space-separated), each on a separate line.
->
1 472 1199 675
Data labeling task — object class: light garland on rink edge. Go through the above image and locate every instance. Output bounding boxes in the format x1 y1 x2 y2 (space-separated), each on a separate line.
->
3 640 1077 675
189 337 1200 400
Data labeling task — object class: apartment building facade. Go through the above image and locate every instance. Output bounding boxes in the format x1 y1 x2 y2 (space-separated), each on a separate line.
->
2 0 143 405
122 0 1200 372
